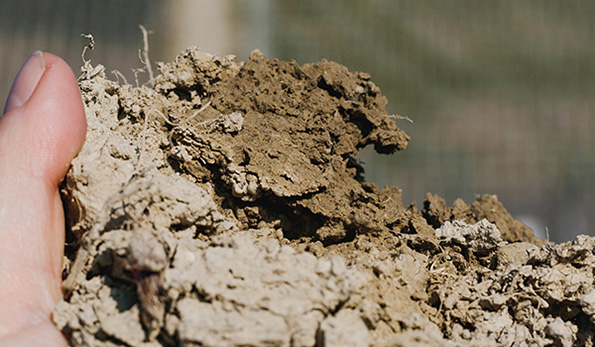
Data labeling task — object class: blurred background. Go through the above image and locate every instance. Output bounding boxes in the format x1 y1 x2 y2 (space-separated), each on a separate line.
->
1 0 594 242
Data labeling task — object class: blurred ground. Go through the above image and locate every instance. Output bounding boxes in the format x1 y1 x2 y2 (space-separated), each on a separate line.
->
1 0 594 242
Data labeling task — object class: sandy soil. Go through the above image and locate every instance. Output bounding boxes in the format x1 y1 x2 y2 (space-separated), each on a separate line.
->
53 47 595 346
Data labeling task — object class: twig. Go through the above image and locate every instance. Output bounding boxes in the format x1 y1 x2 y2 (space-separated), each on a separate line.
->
181 101 212 125
150 109 178 127
111 70 129 86
81 33 95 66
139 25 155 87
389 114 414 123
132 68 144 89
79 33 96 80
150 102 212 128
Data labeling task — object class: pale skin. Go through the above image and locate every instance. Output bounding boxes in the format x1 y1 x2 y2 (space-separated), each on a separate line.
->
0 52 87 345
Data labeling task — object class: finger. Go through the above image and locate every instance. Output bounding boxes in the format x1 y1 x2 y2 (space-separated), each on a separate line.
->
0 51 86 336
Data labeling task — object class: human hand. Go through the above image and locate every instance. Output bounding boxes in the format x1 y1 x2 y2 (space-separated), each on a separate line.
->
0 51 86 345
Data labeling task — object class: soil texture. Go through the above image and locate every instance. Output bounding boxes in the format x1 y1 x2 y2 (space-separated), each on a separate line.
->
54 47 595 347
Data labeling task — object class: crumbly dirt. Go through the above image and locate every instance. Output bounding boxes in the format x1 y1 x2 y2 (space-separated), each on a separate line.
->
53 47 595 346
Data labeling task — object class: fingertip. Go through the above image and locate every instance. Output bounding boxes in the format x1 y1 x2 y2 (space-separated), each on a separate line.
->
2 51 87 184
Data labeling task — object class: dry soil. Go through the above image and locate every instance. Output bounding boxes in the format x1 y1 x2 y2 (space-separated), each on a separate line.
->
54 47 595 347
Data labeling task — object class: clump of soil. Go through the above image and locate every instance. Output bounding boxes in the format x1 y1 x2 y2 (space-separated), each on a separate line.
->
54 47 594 346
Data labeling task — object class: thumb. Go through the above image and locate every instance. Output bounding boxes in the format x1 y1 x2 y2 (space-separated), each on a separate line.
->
0 51 86 336
2 51 87 182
